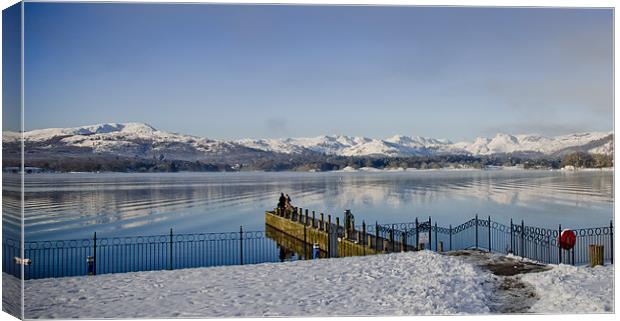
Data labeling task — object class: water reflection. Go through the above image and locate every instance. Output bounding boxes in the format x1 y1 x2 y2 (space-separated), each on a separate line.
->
11 170 613 241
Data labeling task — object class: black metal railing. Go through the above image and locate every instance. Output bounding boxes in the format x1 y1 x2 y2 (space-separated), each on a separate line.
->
3 211 614 280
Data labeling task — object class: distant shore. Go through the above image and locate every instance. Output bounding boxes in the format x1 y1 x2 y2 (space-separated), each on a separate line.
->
3 166 614 175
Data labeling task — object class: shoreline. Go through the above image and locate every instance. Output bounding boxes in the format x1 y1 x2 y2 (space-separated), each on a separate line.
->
3 166 614 175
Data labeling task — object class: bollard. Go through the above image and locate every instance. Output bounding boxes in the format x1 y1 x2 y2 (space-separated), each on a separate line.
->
438 241 444 253
419 242 425 250
400 232 406 252
589 245 604 267
383 239 390 253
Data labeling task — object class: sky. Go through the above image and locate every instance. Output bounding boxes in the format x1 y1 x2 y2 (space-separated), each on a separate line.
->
7 3 614 141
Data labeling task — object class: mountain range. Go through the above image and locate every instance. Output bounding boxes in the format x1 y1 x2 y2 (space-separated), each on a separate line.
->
2 122 614 164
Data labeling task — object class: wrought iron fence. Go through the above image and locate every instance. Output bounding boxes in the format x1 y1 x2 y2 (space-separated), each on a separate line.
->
2 211 614 280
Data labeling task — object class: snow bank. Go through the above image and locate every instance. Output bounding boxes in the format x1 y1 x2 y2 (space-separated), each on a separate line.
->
521 264 614 313
15 251 493 318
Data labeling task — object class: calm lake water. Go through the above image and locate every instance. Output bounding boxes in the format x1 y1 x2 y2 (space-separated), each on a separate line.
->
3 170 614 241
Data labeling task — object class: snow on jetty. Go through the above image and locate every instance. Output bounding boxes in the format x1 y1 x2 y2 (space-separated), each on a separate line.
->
5 251 613 318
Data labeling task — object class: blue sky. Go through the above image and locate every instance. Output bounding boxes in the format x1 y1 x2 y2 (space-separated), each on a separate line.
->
15 3 614 141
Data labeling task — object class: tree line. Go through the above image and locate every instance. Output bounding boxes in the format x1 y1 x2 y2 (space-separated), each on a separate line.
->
7 152 612 173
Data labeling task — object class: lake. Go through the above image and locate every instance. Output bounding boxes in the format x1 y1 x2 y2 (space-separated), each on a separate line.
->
3 169 613 242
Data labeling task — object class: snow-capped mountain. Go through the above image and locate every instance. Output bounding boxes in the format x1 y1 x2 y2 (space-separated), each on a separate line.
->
3 123 613 161
3 122 274 162
237 132 613 157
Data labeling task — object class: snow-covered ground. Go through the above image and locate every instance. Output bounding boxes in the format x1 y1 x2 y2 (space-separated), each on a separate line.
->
522 264 614 313
3 251 614 318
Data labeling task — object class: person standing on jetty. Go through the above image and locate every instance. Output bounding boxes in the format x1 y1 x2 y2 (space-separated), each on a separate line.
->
278 193 286 213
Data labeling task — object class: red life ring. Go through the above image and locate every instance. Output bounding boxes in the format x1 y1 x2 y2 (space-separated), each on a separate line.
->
558 229 576 250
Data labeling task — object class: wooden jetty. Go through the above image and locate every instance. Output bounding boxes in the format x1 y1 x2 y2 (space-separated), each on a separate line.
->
265 207 418 258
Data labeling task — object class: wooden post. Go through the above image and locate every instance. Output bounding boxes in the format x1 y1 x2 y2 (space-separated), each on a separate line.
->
589 245 604 267
375 222 380 252
312 211 316 228
336 216 340 237
303 224 307 260
434 222 438 252
362 221 366 256
320 213 324 230
438 241 443 253
327 215 332 258
305 209 309 225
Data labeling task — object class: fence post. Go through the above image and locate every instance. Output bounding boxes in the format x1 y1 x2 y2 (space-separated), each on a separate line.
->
93 232 97 276
312 211 316 228
510 219 513 253
521 220 525 259
328 215 332 258
415 218 419 251
239 226 243 265
303 223 307 260
449 224 452 251
169 228 173 270
402 228 407 252
434 222 438 252
558 224 562 264
376 221 380 252
391 224 395 252
428 216 432 251
475 214 479 250
336 217 340 236
488 216 491 253
362 221 366 256
610 220 614 264
320 213 324 230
